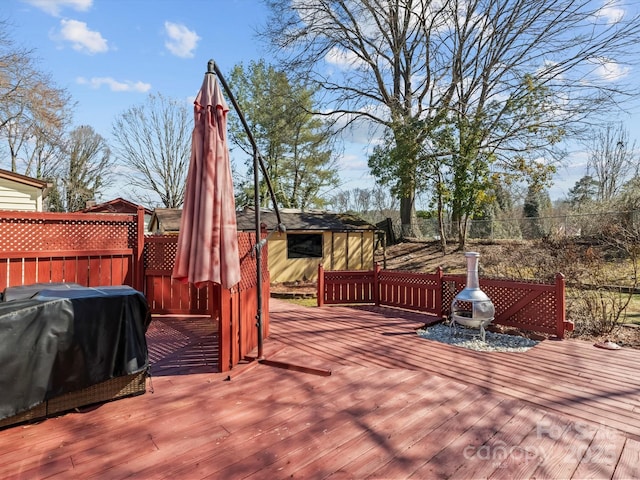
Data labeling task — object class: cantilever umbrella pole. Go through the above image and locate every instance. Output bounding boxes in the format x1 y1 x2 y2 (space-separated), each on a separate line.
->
208 59 331 377
208 59 283 360
252 147 264 358
209 60 283 228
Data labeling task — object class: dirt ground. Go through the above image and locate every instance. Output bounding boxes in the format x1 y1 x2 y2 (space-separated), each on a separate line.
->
272 239 640 349
376 239 510 274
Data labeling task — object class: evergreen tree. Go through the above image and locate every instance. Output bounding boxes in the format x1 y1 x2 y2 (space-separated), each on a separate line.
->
567 175 598 209
523 184 551 239
228 60 338 210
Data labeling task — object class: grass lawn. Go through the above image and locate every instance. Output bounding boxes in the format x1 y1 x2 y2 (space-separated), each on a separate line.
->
625 294 640 324
278 297 317 308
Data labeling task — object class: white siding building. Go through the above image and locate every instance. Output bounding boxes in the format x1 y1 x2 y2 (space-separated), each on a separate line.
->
0 169 50 212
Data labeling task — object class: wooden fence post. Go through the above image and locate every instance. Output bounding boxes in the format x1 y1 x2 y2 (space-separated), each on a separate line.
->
436 266 443 317
373 263 380 306
135 206 145 292
218 286 232 372
555 272 566 339
317 264 325 307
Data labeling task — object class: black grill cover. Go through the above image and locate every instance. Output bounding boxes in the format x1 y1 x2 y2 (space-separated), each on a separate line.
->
0 285 151 420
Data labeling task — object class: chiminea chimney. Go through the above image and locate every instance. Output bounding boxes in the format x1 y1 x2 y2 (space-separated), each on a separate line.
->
450 252 495 341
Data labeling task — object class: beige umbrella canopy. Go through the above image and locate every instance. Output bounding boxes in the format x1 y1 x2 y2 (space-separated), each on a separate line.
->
172 69 240 289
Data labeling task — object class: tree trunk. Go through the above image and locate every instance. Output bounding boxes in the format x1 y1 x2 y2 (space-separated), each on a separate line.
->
457 215 469 250
399 194 420 239
437 190 447 254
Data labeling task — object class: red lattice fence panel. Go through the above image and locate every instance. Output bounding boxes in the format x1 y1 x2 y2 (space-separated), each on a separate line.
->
0 211 143 291
442 273 569 337
144 232 269 315
378 269 442 315
143 232 269 372
219 231 270 371
318 265 569 338
143 235 209 314
318 265 376 306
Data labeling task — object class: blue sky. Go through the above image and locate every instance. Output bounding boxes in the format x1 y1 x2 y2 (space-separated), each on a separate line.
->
3 0 640 205
3 0 374 204
4 0 270 138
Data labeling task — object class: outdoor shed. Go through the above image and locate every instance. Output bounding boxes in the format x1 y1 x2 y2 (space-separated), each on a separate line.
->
0 168 50 212
148 208 182 235
148 207 378 283
236 207 378 283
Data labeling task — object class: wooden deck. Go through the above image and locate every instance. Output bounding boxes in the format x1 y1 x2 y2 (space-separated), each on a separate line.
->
1 299 639 479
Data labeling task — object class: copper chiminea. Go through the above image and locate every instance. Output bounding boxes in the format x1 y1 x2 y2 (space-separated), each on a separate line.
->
450 252 495 341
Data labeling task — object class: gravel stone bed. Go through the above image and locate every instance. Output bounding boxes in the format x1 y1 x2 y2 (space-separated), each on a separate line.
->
416 322 539 352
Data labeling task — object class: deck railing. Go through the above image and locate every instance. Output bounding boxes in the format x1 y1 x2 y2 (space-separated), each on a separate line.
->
143 232 270 371
318 264 571 338
0 209 145 291
144 235 209 314
0 210 267 372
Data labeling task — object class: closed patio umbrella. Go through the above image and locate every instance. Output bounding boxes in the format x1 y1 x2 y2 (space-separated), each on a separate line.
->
174 60 295 365
172 67 240 289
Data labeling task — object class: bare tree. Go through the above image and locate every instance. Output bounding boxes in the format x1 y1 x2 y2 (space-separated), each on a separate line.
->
328 189 350 212
0 19 34 133
372 186 398 217
262 0 640 240
328 185 397 224
587 123 638 203
111 94 191 208
0 19 74 177
56 126 113 212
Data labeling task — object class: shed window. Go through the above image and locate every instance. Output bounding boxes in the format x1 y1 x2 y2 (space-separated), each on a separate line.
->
287 234 323 258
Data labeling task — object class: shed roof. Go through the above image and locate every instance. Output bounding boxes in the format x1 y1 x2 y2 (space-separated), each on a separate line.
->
149 208 182 232
149 207 378 233
236 207 377 232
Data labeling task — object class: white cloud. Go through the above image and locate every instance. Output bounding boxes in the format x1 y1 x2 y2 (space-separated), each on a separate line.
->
76 76 151 93
597 1 625 24
164 22 200 58
21 0 92 16
57 19 108 54
338 152 368 171
589 57 630 81
597 62 630 81
325 47 368 70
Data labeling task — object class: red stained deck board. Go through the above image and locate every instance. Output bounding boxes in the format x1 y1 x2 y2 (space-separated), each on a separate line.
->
320 386 493 479
282 378 474 480
564 424 628 480
124 367 383 479
2 302 640 479
268 302 640 440
447 404 548 479
409 398 527 479
143 367 375 478
394 343 640 432
367 394 517 479
240 371 465 479
613 437 640 480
